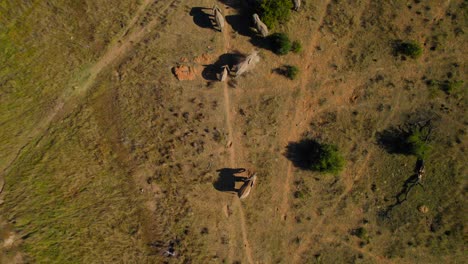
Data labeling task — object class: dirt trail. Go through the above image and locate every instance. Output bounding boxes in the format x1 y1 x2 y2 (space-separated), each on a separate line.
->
220 4 254 264
278 0 332 222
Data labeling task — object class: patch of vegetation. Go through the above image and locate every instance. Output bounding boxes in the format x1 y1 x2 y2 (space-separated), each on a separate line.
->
258 0 293 29
406 126 431 159
427 79 464 94
269 33 292 55
275 65 299 80
352 227 370 243
285 65 299 80
396 41 423 59
286 139 345 174
291 41 302 53
377 123 432 159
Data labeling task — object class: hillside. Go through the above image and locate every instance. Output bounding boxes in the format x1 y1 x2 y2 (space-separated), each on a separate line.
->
1 0 466 263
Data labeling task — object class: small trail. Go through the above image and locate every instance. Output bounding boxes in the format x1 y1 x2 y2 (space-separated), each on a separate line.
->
278 0 332 222
220 3 254 264
0 0 178 193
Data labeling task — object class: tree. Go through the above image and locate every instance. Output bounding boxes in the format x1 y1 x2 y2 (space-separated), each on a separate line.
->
269 32 291 55
286 139 345 174
259 0 293 29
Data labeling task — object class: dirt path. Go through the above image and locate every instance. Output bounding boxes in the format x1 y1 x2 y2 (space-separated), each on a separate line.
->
278 0 332 222
0 0 178 193
220 3 254 264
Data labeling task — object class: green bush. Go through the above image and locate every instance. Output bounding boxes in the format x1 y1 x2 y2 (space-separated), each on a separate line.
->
397 41 423 59
407 126 431 159
286 139 345 173
259 0 293 29
285 65 299 80
441 80 464 94
269 32 291 55
291 41 302 53
312 144 345 173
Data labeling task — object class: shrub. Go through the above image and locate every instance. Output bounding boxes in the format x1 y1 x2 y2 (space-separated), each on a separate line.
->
291 41 302 53
397 41 423 59
312 144 345 173
285 65 299 80
286 139 345 174
352 227 370 243
259 0 293 29
407 126 431 159
441 80 464 94
269 33 291 55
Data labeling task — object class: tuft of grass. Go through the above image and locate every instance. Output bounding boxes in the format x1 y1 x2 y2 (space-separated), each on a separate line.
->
285 65 299 80
291 41 302 53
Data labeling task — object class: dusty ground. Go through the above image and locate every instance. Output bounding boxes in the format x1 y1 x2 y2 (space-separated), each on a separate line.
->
0 0 466 263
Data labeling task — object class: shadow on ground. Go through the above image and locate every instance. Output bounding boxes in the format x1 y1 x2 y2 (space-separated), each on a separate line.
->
284 139 321 170
190 7 215 30
222 4 272 51
376 126 411 155
202 52 245 81
214 168 247 192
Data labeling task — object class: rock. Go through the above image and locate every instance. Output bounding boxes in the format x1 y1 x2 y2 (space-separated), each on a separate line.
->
173 65 196 81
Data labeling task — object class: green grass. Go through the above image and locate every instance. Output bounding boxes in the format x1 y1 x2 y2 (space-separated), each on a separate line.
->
2 107 148 262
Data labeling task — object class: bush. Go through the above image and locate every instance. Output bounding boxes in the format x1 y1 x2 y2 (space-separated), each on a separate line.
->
285 139 345 174
291 41 302 53
407 126 431 159
441 80 464 94
312 144 345 173
397 41 423 59
259 0 293 29
285 65 299 80
269 33 291 55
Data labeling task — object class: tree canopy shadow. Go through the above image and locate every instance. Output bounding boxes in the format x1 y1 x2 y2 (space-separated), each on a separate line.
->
376 126 411 155
226 14 253 37
190 7 215 30
213 168 247 192
220 3 272 51
285 139 322 170
202 52 245 81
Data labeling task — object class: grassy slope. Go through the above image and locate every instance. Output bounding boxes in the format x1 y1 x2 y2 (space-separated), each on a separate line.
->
0 0 137 168
0 1 149 262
